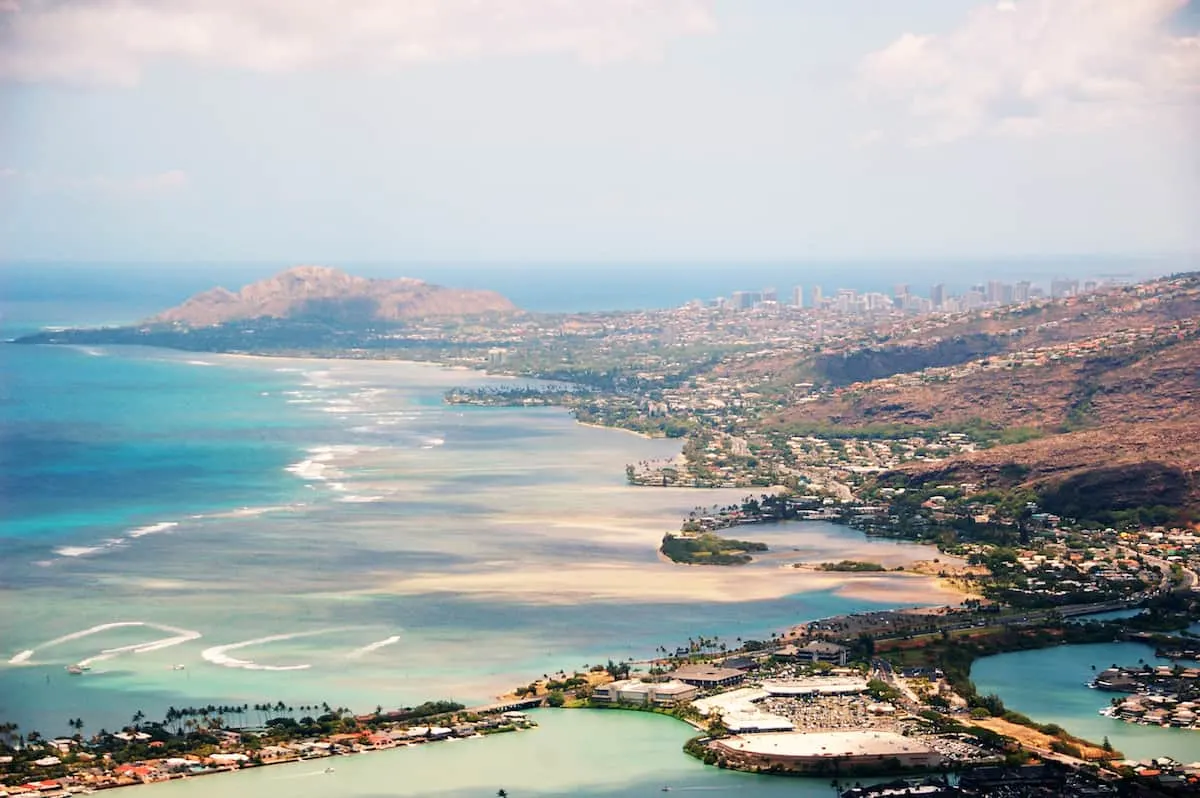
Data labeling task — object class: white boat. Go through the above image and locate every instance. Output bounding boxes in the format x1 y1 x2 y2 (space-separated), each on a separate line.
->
66 665 86 675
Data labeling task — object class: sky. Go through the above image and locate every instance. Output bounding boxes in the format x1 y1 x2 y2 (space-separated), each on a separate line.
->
0 0 1198 265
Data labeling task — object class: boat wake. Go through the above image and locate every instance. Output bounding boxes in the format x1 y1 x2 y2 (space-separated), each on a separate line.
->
200 630 347 671
346 634 401 659
8 622 201 666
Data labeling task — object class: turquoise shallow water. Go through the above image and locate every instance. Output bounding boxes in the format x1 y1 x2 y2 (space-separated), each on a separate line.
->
1 343 947 740
972 642 1200 762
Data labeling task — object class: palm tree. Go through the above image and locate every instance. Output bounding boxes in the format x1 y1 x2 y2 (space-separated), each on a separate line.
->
0 722 18 748
497 790 509 798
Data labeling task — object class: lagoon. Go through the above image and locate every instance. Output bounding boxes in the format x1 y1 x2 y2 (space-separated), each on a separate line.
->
139 709 859 798
972 642 1200 763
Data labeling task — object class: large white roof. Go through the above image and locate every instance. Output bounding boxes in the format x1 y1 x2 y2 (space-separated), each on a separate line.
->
719 731 935 759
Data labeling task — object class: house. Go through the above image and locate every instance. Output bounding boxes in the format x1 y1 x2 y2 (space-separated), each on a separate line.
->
208 752 249 765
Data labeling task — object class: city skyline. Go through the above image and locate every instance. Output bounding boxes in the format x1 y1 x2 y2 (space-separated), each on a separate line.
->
707 274 1113 314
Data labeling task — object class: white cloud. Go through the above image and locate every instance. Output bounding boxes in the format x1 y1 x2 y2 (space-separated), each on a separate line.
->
860 0 1200 143
0 167 17 179
0 0 716 85
854 129 884 148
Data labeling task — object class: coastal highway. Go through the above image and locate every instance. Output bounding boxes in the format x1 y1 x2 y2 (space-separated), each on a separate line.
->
862 598 1141 648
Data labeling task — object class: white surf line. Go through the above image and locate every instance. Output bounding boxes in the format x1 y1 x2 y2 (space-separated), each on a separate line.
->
8 621 201 666
345 634 401 659
53 546 105 558
200 629 347 672
127 521 179 538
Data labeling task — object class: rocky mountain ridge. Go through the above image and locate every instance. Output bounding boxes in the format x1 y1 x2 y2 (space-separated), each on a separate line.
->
148 266 516 326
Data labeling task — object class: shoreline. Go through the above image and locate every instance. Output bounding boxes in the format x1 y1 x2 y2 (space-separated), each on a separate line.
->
10 605 1193 793
575 420 658 440
216 351 468 371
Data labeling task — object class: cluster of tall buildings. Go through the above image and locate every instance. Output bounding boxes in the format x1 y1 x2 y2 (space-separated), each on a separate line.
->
710 276 1103 315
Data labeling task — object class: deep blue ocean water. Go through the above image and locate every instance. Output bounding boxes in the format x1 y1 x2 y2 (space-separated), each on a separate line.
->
0 342 318 551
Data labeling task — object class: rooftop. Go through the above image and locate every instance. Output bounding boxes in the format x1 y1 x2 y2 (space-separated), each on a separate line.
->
718 731 935 759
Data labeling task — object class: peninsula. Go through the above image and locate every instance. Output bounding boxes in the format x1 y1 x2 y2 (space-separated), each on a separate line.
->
148 265 517 326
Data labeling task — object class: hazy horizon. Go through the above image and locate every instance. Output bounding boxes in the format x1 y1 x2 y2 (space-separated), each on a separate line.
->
1 254 1189 317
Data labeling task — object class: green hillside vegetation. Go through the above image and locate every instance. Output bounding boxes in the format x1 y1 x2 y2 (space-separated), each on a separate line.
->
817 560 886 572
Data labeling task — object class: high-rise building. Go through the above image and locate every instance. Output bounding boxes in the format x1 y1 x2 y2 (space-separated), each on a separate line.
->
930 283 945 308
836 289 859 314
893 284 909 302
730 290 763 310
811 285 823 308
1013 281 1032 303
1051 278 1079 298
761 287 778 304
987 280 1013 304
791 286 804 308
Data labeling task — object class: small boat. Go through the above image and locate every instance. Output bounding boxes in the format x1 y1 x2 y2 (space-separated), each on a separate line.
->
172 664 186 671
66 665 85 675
324 767 336 774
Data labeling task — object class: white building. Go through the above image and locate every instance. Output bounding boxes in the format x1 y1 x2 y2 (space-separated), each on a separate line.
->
591 679 698 706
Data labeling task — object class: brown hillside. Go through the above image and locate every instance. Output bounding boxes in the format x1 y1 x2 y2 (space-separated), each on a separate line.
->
890 421 1200 516
769 335 1199 432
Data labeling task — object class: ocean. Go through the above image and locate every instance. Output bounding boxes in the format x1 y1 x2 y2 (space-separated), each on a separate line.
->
3 262 1191 794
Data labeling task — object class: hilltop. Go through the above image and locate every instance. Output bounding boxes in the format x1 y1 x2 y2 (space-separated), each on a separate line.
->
147 266 516 326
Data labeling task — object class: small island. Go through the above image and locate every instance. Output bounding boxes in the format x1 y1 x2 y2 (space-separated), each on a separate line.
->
816 560 887 572
660 532 768 565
